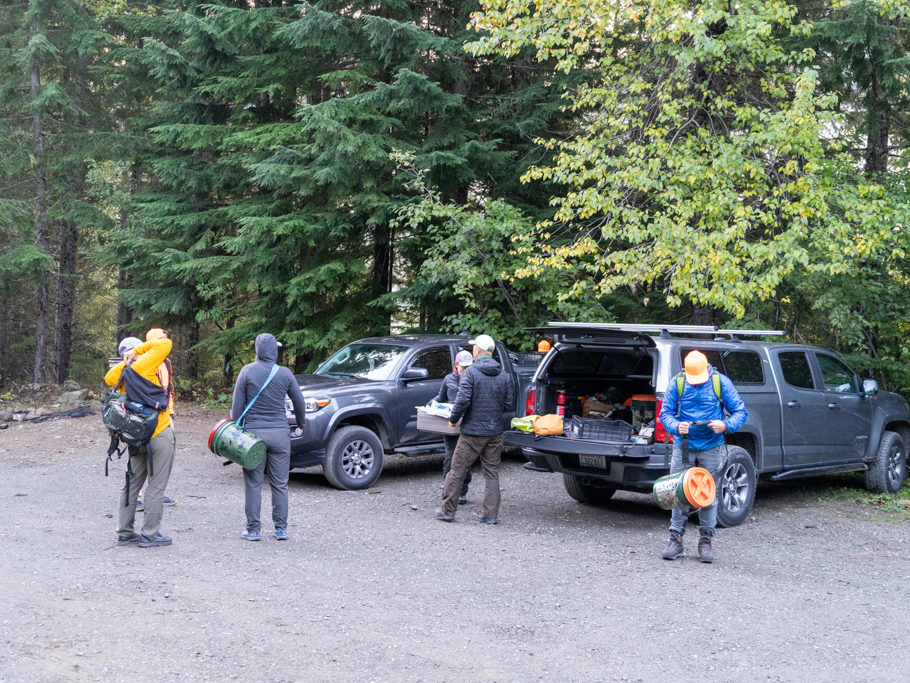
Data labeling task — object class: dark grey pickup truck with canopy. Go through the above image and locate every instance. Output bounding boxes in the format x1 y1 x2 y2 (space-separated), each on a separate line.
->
510 323 910 526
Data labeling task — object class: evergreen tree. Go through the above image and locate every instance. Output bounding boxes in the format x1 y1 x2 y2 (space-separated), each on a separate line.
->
0 0 111 383
99 0 570 377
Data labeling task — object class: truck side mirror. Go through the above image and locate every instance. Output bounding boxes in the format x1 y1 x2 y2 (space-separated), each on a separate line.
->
401 367 429 381
863 379 879 396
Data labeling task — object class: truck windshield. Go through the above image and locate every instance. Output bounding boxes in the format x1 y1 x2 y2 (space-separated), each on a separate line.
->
317 343 409 380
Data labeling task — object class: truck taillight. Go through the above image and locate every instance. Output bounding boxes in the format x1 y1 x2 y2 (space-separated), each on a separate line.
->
556 390 566 417
654 399 667 442
524 387 536 417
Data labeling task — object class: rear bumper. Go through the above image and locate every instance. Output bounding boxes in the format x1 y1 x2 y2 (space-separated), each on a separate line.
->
505 430 673 491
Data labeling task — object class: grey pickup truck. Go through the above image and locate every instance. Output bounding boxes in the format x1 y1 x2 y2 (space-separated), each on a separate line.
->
509 323 910 526
286 334 539 490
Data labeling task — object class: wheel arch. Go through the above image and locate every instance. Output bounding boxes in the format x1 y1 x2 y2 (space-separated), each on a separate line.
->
884 420 910 453
333 412 391 450
725 431 757 461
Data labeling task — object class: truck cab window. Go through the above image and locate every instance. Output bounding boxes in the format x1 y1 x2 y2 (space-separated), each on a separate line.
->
679 348 722 373
408 347 451 380
723 351 764 385
816 354 858 393
778 351 815 390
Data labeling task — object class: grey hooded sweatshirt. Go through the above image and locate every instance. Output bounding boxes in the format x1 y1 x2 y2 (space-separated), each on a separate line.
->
230 333 306 432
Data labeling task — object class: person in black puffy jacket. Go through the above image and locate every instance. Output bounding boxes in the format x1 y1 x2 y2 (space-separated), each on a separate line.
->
433 350 475 503
435 334 514 524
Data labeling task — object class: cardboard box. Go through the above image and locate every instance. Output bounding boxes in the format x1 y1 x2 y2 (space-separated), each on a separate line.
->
416 407 460 435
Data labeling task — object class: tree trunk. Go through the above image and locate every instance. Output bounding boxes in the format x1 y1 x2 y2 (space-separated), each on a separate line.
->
116 206 133 339
30 14 50 384
186 316 200 382
692 304 717 328
370 225 393 334
864 70 890 177
54 219 78 383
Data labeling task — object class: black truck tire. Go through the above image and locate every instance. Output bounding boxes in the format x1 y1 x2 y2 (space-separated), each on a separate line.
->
864 431 907 494
715 446 757 528
323 426 384 490
563 474 617 505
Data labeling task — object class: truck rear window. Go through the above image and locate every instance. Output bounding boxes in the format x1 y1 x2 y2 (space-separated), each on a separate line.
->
678 348 764 385
548 350 653 378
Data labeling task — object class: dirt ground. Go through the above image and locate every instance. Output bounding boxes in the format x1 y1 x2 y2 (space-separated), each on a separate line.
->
1 405 908 682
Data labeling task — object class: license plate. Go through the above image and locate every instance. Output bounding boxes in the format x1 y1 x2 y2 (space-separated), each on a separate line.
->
579 454 607 469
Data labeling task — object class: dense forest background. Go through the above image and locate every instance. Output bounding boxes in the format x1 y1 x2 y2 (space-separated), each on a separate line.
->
1 0 908 396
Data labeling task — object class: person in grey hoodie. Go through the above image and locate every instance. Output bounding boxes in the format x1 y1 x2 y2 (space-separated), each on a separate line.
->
230 333 307 541
435 334 514 524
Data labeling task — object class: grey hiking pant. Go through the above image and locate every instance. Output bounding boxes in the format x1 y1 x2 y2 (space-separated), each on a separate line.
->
117 425 176 539
243 426 291 532
669 442 725 536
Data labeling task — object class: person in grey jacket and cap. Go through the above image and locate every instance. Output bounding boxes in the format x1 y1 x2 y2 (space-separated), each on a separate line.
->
435 334 514 524
230 333 307 541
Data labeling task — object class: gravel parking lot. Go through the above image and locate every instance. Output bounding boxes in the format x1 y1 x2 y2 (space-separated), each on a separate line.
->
1 406 908 681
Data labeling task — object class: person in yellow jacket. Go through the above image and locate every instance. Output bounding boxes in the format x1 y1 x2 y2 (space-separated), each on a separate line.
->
135 328 177 512
105 333 177 548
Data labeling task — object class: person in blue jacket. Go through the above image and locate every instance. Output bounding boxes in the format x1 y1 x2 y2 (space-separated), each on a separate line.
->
659 350 747 563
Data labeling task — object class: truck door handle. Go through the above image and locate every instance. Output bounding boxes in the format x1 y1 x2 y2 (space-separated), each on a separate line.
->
827 402 839 409
787 401 800 408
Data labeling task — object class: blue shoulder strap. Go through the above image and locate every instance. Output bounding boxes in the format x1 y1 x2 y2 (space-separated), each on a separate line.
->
237 364 279 428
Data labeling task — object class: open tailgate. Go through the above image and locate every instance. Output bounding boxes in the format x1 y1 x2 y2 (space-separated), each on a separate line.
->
504 430 652 461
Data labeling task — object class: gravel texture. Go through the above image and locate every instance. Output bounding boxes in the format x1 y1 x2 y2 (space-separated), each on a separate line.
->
1 405 908 681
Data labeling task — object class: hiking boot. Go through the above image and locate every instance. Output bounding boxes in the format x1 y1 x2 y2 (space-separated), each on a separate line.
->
117 532 140 546
138 534 172 547
274 528 287 541
473 512 497 525
434 507 455 522
698 532 715 564
241 530 261 541
662 530 684 560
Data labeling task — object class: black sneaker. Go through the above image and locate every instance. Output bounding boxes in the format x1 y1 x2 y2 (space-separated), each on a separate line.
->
662 530 684 560
458 495 468 505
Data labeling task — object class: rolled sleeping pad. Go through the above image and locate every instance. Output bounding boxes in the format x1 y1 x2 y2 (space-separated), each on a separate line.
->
652 466 716 510
208 419 267 470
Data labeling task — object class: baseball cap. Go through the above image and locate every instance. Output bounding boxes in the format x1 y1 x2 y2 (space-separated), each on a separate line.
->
468 334 495 352
684 350 710 385
455 350 474 367
118 336 142 357
146 328 168 341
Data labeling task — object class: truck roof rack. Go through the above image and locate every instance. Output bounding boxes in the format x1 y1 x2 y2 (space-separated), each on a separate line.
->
714 328 785 339
543 322 785 339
